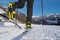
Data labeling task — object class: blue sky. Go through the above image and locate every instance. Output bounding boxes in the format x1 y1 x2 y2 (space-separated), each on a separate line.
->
0 0 60 16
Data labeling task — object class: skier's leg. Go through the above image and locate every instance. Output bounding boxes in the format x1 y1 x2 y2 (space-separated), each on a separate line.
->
14 0 26 8
26 0 34 29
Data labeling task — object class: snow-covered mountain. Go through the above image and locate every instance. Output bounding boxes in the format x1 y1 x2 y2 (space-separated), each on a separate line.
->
32 14 60 24
0 5 60 25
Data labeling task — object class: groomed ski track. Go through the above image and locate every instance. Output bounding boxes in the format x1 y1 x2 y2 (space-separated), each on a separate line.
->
0 22 60 40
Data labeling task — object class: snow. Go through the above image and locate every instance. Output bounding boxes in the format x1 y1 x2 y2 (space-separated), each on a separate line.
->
0 8 6 14
4 22 15 26
20 25 60 40
32 16 39 18
0 22 26 40
0 22 60 40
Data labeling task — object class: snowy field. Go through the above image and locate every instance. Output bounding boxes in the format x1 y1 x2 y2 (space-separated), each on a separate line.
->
0 22 60 40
